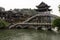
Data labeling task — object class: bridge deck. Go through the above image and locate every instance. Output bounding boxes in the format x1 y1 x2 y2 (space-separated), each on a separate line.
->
9 23 52 29
16 23 52 25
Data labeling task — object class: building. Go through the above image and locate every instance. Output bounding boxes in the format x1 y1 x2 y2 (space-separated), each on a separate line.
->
0 2 59 29
21 2 59 30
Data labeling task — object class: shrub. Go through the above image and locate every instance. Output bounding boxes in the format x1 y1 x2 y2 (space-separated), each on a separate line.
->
0 19 10 29
52 18 60 30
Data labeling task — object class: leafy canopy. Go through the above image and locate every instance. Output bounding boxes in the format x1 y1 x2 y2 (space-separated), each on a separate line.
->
52 18 60 28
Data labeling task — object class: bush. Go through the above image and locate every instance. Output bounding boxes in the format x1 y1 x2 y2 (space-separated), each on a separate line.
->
52 18 60 30
0 19 10 29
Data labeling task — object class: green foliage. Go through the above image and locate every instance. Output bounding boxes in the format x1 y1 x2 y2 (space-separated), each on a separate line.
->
0 19 10 28
52 18 60 29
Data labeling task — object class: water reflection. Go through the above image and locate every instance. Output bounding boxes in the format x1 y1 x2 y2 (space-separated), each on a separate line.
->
0 29 60 40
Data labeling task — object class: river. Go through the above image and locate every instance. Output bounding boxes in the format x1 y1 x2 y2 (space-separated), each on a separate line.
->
0 29 60 40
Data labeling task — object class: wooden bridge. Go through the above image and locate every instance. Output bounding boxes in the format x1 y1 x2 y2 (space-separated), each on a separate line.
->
9 13 52 30
9 23 52 30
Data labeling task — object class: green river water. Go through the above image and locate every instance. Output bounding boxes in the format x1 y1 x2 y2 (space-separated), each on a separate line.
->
0 29 60 40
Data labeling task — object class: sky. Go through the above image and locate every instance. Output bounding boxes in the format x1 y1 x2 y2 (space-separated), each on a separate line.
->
0 0 60 16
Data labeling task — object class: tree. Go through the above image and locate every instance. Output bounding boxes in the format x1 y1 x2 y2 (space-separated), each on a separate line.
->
13 8 21 12
0 7 5 12
52 18 60 30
